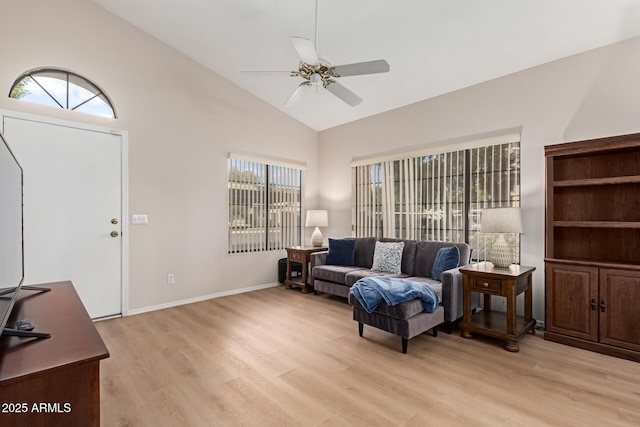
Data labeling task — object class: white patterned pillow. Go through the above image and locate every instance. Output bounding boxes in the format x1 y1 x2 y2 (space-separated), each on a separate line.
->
371 241 405 274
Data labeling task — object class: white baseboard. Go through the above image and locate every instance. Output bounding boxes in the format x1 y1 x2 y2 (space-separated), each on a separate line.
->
126 282 281 316
93 314 123 322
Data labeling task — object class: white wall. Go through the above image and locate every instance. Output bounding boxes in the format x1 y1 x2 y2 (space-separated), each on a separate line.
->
0 0 318 313
318 36 640 320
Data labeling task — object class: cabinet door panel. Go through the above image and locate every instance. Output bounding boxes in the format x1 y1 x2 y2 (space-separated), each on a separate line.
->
600 269 640 351
545 263 598 341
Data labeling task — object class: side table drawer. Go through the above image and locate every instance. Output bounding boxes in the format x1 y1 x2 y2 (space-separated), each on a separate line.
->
471 277 503 294
289 251 303 262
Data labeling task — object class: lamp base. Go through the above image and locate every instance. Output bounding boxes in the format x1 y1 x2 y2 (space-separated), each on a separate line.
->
490 234 513 268
310 227 323 247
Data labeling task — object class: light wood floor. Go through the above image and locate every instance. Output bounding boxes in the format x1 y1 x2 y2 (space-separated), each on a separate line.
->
97 286 640 426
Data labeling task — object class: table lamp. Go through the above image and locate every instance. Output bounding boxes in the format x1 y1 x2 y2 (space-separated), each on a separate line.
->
305 210 328 247
480 207 524 267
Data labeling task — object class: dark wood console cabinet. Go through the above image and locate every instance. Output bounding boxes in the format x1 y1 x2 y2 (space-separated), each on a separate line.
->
0 281 110 426
545 134 640 362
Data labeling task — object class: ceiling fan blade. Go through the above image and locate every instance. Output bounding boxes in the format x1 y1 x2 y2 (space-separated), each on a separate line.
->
325 81 363 106
333 60 390 77
284 82 309 107
290 37 319 65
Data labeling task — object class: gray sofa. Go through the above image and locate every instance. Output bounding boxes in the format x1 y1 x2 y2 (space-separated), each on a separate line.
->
311 237 480 333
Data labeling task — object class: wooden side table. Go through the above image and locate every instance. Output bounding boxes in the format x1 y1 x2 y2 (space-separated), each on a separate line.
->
285 246 327 294
459 263 536 352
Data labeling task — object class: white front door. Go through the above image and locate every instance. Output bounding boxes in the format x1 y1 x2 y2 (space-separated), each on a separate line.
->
2 114 124 319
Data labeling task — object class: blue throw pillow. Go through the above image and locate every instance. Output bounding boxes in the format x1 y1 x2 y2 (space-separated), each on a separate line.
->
431 246 460 281
326 238 356 266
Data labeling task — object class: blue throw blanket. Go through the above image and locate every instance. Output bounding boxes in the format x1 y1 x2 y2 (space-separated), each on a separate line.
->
350 277 440 314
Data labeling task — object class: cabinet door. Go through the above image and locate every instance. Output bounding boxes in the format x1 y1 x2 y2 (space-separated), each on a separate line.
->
545 263 599 341
599 269 640 352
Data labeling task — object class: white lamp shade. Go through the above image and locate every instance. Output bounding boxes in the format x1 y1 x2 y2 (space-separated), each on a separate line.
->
480 207 524 234
305 210 328 227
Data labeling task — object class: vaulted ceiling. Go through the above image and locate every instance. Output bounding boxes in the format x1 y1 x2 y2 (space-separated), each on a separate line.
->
92 0 640 131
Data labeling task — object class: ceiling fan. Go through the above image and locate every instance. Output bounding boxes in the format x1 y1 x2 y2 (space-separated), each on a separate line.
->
243 0 390 107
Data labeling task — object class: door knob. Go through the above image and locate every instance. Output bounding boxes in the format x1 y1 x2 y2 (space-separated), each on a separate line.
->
111 231 119 237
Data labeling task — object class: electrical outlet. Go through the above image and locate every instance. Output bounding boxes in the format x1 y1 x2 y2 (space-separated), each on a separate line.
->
167 274 175 284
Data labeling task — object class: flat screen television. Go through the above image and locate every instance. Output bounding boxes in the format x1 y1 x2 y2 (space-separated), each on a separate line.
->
0 130 49 338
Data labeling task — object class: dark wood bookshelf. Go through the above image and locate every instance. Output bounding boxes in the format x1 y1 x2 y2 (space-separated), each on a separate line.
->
545 133 640 362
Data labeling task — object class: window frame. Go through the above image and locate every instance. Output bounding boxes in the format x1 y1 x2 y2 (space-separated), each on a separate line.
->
228 154 305 254
9 68 117 118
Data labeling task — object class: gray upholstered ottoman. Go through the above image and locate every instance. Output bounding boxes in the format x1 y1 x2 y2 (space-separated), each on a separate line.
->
348 292 444 354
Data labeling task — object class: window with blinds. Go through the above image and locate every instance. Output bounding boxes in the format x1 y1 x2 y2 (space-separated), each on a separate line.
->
351 136 520 262
228 155 303 253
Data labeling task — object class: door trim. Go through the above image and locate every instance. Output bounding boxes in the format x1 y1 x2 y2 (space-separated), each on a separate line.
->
1 109 129 316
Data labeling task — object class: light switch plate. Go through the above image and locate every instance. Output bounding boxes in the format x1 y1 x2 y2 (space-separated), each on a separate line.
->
132 214 148 224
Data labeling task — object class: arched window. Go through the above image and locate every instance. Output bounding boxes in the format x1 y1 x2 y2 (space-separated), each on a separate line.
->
9 68 116 118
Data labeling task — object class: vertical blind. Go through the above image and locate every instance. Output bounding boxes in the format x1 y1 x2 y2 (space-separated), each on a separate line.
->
468 142 521 263
351 136 520 262
228 155 303 253
352 150 466 240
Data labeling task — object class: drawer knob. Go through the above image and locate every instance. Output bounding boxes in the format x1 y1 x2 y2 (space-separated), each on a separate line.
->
483 282 489 287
